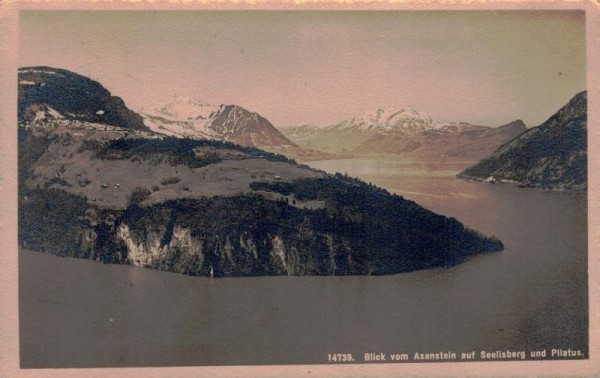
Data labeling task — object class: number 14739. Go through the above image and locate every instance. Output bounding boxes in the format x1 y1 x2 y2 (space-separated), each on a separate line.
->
327 353 355 362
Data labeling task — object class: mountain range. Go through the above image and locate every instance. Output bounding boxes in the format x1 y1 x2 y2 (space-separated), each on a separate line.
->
459 91 587 191
18 66 503 277
142 97 343 161
281 108 527 161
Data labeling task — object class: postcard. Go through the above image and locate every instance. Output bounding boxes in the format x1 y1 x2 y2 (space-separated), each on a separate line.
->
1 1 598 377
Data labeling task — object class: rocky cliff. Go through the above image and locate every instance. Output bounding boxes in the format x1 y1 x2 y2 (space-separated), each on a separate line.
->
20 180 503 277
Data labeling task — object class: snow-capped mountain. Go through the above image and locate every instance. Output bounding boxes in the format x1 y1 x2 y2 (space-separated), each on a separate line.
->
153 97 221 123
142 98 297 148
331 106 454 133
354 119 528 160
282 107 527 161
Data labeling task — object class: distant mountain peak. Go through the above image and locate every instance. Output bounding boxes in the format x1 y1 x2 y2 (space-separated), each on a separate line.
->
497 119 527 131
283 109 528 160
370 105 433 121
332 105 457 133
142 98 296 148
151 96 220 122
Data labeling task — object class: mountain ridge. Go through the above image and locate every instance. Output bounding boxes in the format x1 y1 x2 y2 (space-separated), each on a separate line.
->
458 91 587 191
19 66 149 131
142 97 297 148
282 108 527 160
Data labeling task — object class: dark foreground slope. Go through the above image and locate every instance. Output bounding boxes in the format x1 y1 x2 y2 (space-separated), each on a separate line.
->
20 180 502 277
19 66 148 131
459 91 587 190
18 67 503 277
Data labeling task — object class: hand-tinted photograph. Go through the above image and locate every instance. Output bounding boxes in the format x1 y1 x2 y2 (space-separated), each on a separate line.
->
18 10 587 368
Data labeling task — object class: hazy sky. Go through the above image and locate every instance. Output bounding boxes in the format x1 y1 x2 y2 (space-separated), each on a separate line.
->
20 11 585 128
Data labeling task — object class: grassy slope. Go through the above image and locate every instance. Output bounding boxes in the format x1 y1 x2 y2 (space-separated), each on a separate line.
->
19 121 503 277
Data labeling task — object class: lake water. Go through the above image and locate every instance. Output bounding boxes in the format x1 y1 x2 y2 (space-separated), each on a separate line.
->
19 157 588 368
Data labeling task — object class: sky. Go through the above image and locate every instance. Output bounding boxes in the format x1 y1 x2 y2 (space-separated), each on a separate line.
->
19 10 586 128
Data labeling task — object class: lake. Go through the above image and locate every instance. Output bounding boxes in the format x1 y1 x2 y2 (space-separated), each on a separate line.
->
19 157 588 367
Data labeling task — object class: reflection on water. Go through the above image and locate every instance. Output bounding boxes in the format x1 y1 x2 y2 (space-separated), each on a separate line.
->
20 157 587 367
311 158 483 203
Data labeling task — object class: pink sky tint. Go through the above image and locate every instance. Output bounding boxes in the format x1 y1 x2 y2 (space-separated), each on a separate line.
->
19 10 585 128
